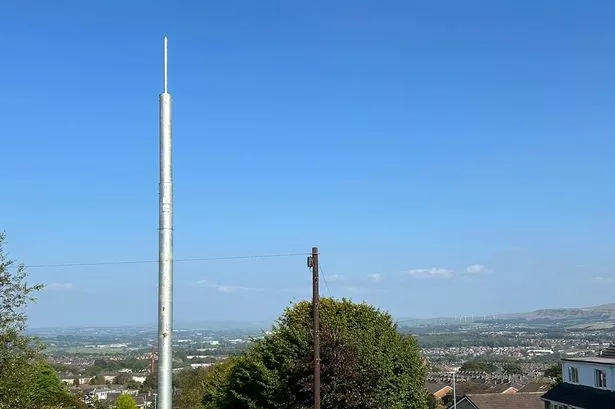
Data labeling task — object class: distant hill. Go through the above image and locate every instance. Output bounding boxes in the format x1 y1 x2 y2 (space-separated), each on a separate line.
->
399 303 615 330
28 320 274 334
174 320 273 331
494 303 615 329
29 303 615 332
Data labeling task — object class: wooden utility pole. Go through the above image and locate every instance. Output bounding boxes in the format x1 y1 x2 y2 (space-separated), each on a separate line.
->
309 246 321 409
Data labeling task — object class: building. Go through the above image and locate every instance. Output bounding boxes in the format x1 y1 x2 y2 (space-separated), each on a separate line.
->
102 372 120 383
59 374 90 386
541 347 615 408
426 384 453 400
132 374 147 383
448 392 544 409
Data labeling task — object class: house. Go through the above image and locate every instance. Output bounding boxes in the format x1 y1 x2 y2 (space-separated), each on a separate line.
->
439 381 523 407
447 392 544 409
83 386 131 405
426 383 453 400
78 376 91 385
102 372 120 383
132 374 147 383
541 350 615 408
83 387 115 404
134 395 151 409
59 373 90 386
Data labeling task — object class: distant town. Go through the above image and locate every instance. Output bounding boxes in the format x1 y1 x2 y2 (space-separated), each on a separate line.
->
29 303 615 408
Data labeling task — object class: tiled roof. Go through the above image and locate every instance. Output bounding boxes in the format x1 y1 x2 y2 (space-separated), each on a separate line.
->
541 382 615 408
426 382 451 395
453 382 517 396
600 343 615 358
434 386 453 398
453 392 544 409
517 381 550 393
429 380 523 400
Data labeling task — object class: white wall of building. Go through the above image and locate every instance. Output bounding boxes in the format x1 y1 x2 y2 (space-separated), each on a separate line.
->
562 360 615 391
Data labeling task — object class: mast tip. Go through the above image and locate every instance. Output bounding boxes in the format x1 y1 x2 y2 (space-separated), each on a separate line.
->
163 36 168 93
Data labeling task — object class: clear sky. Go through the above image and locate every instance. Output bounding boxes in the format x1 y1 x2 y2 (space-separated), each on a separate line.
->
2 1 615 327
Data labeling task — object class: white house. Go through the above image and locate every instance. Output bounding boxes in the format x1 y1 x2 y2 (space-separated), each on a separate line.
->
562 357 615 390
60 375 90 386
132 375 147 383
542 346 615 409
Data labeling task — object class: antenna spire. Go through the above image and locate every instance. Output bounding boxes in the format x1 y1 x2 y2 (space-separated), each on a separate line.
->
163 36 168 93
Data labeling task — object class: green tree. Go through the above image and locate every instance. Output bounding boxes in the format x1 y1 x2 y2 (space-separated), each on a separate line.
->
427 392 441 409
85 366 104 377
201 298 427 409
459 359 497 373
545 362 562 387
0 232 84 409
175 350 188 362
502 362 524 375
140 372 157 392
91 400 110 409
0 233 43 333
126 379 141 390
90 374 106 385
174 362 235 409
544 362 562 378
73 378 80 387
114 372 133 385
115 394 138 409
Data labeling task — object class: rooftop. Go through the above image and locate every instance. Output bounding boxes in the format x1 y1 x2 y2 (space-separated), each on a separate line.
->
562 356 615 365
600 344 615 358
517 381 550 394
448 392 544 409
542 383 615 408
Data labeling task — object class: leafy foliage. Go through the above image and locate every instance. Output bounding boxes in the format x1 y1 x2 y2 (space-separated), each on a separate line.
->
544 362 561 378
0 232 84 409
115 394 138 409
459 359 498 373
126 379 141 390
140 372 157 393
200 298 427 409
0 233 43 333
83 358 149 376
502 362 524 375
545 362 562 387
91 400 110 409
89 374 106 385
113 372 133 385
426 391 442 409
174 363 234 409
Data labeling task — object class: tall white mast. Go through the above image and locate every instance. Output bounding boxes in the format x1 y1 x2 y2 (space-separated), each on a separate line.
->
158 35 173 409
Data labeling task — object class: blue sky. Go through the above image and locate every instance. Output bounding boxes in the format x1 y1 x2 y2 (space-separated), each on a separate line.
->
2 1 615 327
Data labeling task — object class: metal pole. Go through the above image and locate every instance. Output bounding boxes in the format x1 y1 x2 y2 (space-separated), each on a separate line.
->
158 35 173 409
453 370 456 409
312 247 320 409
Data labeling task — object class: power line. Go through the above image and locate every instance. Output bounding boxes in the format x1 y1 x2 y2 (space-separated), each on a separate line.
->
318 262 333 298
12 252 310 269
